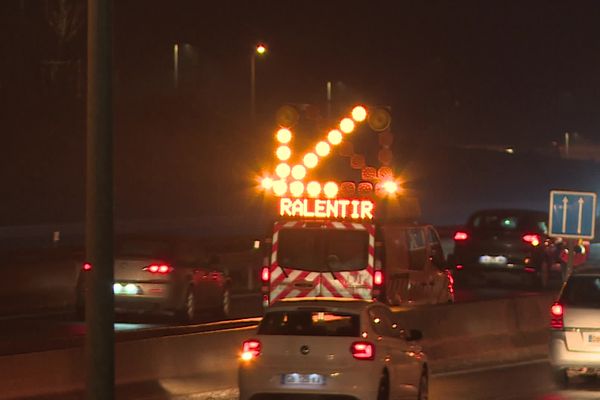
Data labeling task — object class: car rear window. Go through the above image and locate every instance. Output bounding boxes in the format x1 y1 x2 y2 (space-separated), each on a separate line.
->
468 212 544 232
561 276 600 307
258 310 360 337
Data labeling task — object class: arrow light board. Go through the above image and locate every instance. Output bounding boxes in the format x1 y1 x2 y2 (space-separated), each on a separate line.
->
549 190 597 239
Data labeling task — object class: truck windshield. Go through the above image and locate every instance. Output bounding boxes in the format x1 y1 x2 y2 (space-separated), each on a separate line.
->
277 228 369 272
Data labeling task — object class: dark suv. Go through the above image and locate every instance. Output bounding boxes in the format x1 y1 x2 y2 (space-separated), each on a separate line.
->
450 209 558 288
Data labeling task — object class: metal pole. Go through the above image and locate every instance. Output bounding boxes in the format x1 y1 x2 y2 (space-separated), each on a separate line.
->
173 43 179 89
326 81 332 119
250 53 256 121
566 238 575 280
86 0 114 399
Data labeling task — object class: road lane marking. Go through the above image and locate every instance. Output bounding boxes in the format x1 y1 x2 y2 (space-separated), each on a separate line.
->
432 358 548 377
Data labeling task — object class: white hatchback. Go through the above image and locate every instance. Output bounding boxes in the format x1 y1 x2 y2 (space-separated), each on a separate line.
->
550 267 600 387
238 298 428 400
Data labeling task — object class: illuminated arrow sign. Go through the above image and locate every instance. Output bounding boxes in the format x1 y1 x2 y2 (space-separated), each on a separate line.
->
549 190 597 239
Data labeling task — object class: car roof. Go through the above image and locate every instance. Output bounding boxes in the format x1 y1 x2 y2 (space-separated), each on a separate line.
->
469 208 548 217
268 297 375 312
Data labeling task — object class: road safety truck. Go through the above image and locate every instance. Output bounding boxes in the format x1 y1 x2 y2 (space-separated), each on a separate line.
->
256 105 454 307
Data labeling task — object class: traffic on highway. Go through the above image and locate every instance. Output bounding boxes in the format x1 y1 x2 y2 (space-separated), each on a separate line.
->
5 1 600 399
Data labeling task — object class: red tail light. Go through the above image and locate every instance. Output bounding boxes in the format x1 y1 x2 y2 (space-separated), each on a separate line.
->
143 264 173 274
454 231 469 241
261 266 270 282
241 339 261 360
82 263 92 271
551 302 564 329
351 341 375 360
445 269 455 294
522 234 541 246
374 270 383 286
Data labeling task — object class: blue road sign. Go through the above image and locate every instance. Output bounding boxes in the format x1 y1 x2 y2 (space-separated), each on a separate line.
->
549 190 597 239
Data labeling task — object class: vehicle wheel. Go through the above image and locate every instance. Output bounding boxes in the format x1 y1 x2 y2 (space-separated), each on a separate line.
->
417 369 429 400
177 287 196 323
552 368 569 389
376 371 389 400
215 288 230 318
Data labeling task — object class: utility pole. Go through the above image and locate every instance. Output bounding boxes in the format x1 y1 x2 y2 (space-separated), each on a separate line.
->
85 0 114 399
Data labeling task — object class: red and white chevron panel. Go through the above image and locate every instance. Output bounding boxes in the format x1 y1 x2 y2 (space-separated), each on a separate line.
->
268 220 375 304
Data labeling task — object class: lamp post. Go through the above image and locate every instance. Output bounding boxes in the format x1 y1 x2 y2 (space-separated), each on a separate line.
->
173 43 179 88
250 43 267 121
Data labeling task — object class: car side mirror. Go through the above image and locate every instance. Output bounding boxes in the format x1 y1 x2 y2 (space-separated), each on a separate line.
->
406 329 423 342
403 329 423 342
393 324 423 341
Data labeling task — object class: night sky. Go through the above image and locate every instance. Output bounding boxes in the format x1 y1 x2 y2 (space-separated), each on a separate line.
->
2 0 600 230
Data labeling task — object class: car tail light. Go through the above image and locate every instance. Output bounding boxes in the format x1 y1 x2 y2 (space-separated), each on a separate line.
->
82 262 92 271
445 269 455 294
351 341 375 360
241 339 261 360
522 234 541 247
374 270 383 286
143 264 173 274
454 231 469 241
261 266 270 282
455 264 464 270
551 302 564 330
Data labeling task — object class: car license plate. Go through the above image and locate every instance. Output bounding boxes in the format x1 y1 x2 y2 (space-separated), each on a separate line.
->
282 373 325 385
113 283 140 295
587 333 600 344
479 255 507 265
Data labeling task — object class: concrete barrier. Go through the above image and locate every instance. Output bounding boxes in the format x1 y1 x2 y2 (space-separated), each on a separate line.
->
2 294 556 399
1 327 254 400
394 293 554 370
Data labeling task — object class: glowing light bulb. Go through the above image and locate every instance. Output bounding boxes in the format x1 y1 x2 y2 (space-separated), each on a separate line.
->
382 180 398 194
272 180 287 196
276 128 292 144
323 181 339 198
275 163 291 179
291 165 307 180
351 105 367 122
261 177 273 190
339 118 355 134
303 153 318 169
276 145 291 161
315 141 331 157
306 181 321 198
327 129 343 145
289 181 304 197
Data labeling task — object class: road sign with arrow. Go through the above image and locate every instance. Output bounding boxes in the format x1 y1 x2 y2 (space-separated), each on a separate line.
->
549 190 597 239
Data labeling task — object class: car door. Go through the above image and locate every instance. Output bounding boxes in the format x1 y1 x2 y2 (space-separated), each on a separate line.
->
425 226 451 304
382 225 411 305
368 305 421 399
406 228 428 304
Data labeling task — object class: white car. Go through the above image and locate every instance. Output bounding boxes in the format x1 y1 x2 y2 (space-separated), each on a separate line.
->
550 266 600 387
238 298 428 400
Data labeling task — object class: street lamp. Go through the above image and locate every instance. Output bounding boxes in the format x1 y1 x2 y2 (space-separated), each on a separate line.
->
250 42 267 121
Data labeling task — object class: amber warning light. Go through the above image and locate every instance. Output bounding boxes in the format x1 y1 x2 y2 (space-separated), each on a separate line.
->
279 197 375 220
